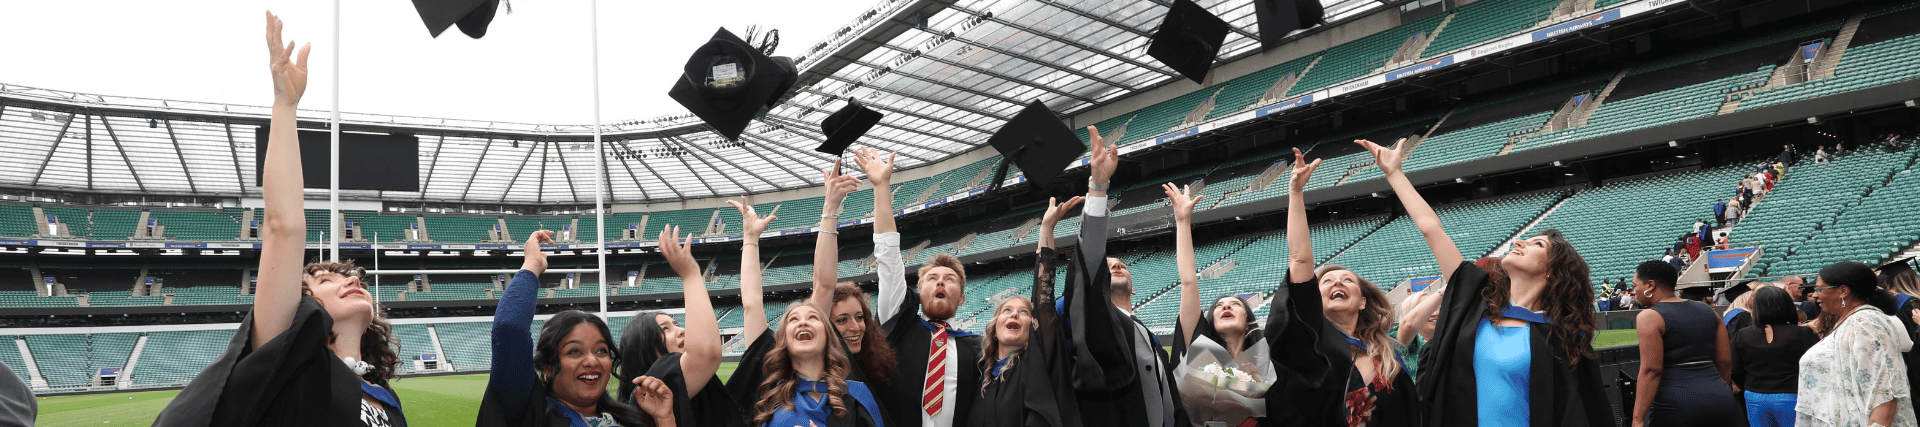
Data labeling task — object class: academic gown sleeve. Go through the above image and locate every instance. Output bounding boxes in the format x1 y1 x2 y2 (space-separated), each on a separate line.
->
967 246 1077 427
1899 297 1920 404
152 296 370 427
644 353 748 427
1258 273 1339 427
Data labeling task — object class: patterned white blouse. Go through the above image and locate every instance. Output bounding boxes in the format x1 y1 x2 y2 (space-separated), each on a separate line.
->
1797 305 1918 427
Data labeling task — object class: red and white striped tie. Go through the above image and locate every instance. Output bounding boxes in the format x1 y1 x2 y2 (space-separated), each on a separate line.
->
923 321 949 417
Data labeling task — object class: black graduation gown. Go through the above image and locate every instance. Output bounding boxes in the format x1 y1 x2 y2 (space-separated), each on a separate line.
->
1055 212 1188 427
1725 310 1754 339
965 246 1082 427
1253 275 1419 427
879 278 984 427
640 353 747 427
724 332 889 427
1414 261 1616 427
1897 296 1920 405
153 296 403 427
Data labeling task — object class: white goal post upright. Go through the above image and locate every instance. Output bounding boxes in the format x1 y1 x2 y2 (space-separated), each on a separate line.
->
329 0 342 264
590 0 610 319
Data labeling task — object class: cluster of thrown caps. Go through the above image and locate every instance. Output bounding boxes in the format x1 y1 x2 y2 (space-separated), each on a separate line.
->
410 0 1329 196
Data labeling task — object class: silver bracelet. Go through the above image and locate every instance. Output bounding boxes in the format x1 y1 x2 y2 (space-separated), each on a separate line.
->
820 228 839 235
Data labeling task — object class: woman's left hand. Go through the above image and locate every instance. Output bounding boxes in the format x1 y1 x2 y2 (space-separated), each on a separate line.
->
630 375 675 423
520 230 554 275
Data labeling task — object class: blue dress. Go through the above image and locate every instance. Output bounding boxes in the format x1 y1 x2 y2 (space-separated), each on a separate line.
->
1474 318 1531 427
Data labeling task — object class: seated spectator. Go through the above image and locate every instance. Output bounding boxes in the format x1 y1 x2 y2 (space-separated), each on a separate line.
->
1715 232 1731 251
1813 146 1829 164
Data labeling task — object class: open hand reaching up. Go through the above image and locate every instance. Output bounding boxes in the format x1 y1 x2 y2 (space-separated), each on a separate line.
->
659 226 700 280
853 147 896 186
1161 183 1204 223
1353 138 1409 176
265 11 311 106
726 197 776 236
1288 148 1323 192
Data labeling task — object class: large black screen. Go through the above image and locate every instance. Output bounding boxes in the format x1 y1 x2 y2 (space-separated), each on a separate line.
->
254 127 421 192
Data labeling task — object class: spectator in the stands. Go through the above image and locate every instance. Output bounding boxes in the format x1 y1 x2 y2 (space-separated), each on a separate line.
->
1833 141 1846 156
1665 249 1687 273
1793 262 1914 427
1885 134 1904 150
1630 260 1742 427
1686 234 1703 261
1726 198 1744 226
1731 286 1818 427
1692 220 1708 239
1813 146 1830 164
1714 199 1729 226
1778 145 1795 167
1716 232 1731 251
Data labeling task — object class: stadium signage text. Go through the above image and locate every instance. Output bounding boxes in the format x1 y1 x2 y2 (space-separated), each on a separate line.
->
1531 9 1622 42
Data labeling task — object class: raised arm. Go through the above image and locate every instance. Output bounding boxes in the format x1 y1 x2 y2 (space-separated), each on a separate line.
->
1357 138 1463 280
812 160 860 316
1077 125 1118 275
252 12 313 349
1164 183 1204 344
490 230 554 421
729 198 776 344
1285 148 1321 286
858 147 910 326
660 226 720 396
1035 196 1081 340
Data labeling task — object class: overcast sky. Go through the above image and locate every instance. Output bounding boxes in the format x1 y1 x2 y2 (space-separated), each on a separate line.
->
0 0 877 125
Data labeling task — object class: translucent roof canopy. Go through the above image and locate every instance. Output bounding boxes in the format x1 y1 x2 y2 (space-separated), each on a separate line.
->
0 0 1387 204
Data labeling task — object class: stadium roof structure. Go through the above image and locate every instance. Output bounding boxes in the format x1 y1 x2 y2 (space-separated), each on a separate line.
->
0 0 1390 205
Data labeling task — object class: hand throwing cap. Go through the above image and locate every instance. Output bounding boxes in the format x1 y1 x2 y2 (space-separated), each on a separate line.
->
817 99 883 156
669 28 793 141
411 0 502 38
1149 0 1232 85
984 100 1084 193
1253 0 1326 50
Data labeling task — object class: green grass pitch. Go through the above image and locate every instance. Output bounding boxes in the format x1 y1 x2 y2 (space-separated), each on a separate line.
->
36 363 741 427
37 331 1642 426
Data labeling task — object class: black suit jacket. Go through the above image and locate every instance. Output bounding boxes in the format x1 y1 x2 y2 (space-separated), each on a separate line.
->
1416 261 1616 427
881 286 984 427
1058 211 1188 427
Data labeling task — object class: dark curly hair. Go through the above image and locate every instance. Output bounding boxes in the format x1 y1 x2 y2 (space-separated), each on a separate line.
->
1481 229 1598 369
300 260 399 386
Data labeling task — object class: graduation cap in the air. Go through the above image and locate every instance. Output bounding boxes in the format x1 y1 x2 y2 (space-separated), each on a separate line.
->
1148 0 1232 85
411 0 503 39
984 100 1084 195
1253 0 1326 51
1716 279 1758 304
816 99 883 156
668 28 796 141
1879 256 1915 281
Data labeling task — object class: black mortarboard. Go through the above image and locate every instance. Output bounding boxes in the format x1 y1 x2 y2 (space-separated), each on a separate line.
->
1679 285 1714 302
766 56 799 110
1148 0 1231 85
669 28 793 141
411 0 501 39
1880 256 1915 279
1253 0 1326 51
984 100 1084 194
1717 279 1757 304
817 99 882 155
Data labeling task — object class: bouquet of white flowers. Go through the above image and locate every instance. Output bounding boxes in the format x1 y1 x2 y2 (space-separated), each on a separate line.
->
1175 336 1276 426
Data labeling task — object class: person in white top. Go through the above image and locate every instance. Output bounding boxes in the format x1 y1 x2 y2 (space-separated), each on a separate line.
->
867 147 983 427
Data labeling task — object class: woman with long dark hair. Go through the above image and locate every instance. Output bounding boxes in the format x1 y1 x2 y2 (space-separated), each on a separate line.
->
480 229 652 427
1731 286 1818 427
1264 148 1418 427
614 224 740 427
1795 261 1916 427
1627 260 1742 427
154 14 408 426
1160 178 1282 427
1356 138 1611 427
